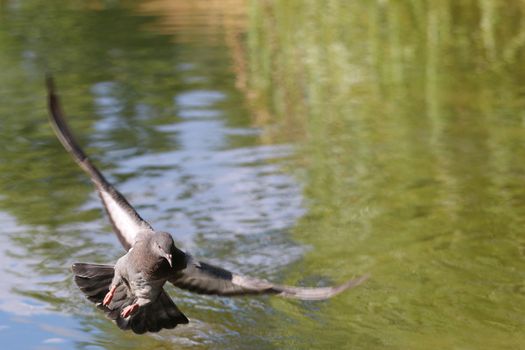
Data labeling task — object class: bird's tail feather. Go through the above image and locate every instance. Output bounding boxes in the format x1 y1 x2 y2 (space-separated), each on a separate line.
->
72 262 188 334
116 290 189 334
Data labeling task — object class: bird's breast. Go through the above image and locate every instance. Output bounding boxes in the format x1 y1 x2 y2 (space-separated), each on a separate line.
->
130 274 165 301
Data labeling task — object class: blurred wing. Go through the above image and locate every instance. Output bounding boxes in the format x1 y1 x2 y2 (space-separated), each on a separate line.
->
47 77 153 250
170 255 368 300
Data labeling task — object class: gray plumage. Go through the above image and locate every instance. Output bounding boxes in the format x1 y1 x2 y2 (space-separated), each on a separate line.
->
47 77 368 334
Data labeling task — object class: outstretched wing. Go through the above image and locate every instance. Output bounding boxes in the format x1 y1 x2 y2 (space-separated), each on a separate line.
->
47 77 153 250
170 255 368 300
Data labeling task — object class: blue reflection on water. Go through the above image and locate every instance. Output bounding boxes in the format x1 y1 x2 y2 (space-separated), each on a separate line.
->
0 311 85 350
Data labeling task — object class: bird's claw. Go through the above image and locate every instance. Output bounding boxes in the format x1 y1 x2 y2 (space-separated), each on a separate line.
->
103 285 117 306
121 303 139 318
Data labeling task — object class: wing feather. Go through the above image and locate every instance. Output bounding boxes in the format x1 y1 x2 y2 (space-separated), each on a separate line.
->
47 77 153 250
170 255 368 300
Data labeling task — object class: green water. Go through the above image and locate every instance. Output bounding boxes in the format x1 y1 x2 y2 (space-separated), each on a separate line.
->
0 0 524 349
248 1 525 349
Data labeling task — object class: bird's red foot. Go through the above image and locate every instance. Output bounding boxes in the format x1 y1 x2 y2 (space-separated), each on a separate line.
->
103 285 117 306
121 303 139 318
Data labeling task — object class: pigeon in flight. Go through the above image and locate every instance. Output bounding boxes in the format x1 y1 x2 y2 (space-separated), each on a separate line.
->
46 77 368 334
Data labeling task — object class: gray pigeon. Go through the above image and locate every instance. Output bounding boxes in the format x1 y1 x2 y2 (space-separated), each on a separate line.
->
47 77 368 334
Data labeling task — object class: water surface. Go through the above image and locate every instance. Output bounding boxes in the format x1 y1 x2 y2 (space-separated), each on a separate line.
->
0 1 309 349
248 1 525 349
1 1 525 349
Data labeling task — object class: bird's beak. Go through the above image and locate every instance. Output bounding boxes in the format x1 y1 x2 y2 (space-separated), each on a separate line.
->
164 253 172 267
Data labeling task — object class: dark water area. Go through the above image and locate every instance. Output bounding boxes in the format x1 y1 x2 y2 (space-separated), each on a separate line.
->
1 0 525 349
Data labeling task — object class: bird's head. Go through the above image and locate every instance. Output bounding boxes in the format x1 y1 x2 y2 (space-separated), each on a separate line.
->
151 232 176 267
